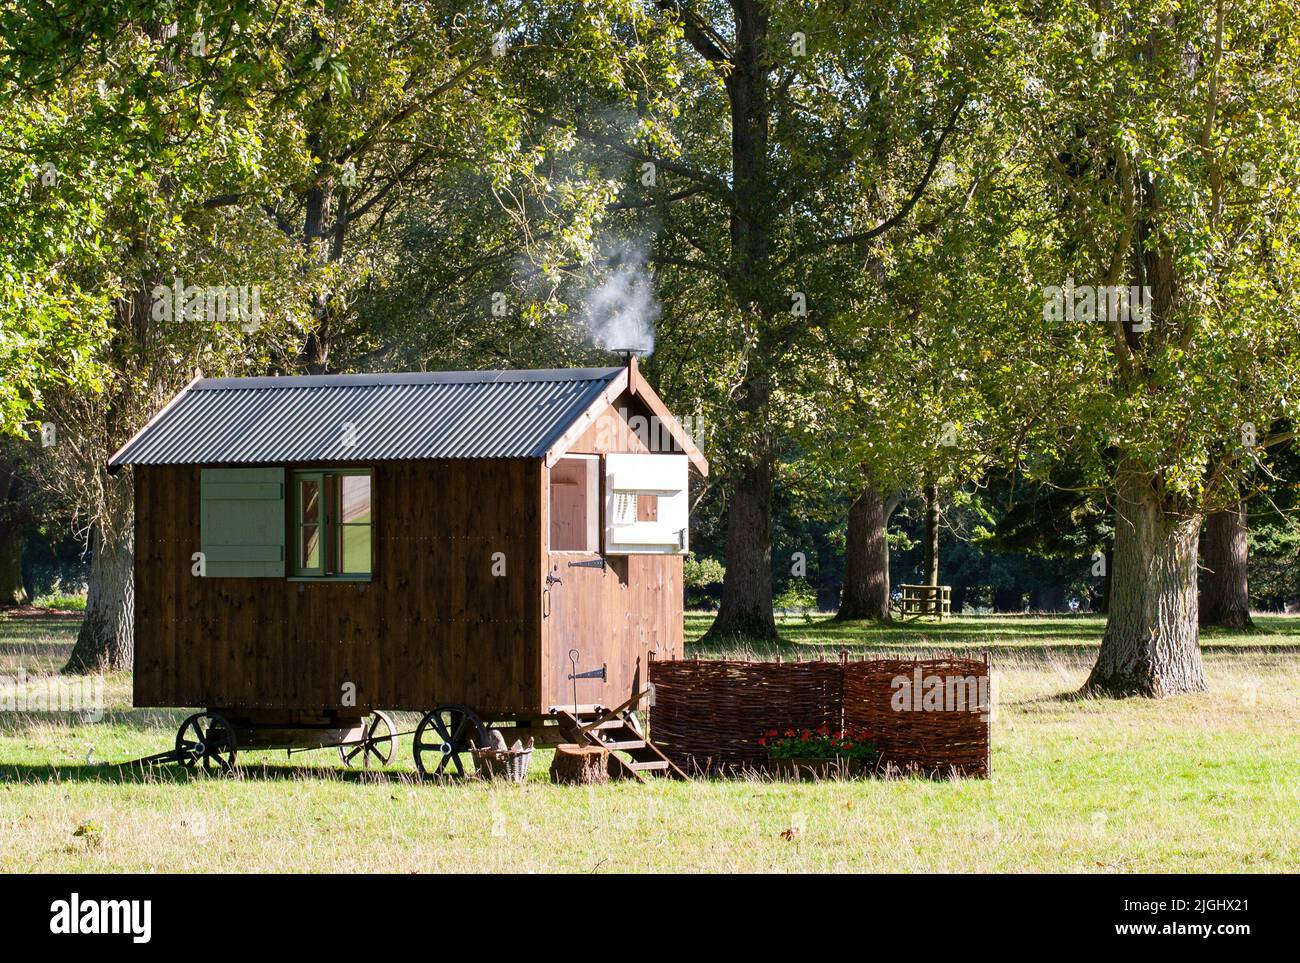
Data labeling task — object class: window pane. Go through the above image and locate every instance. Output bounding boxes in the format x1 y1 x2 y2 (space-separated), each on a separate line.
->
300 479 320 525
341 524 371 574
301 523 320 570
340 474 370 524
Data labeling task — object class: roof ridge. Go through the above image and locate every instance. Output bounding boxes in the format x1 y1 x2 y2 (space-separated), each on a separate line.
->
193 368 622 390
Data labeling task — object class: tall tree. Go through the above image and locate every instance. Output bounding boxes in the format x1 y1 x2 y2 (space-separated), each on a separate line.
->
999 0 1300 695
0 444 30 605
547 1 995 640
3 2 554 670
3 3 315 670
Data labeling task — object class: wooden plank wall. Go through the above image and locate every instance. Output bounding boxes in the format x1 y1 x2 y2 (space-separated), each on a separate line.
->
541 390 686 711
134 459 542 716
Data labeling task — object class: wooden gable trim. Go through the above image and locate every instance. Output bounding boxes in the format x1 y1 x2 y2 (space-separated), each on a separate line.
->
543 358 709 477
541 368 629 469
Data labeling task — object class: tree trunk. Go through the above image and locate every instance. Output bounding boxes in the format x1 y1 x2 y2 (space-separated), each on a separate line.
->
705 443 777 641
64 523 135 673
1034 584 1066 613
920 479 940 614
922 480 940 586
1083 465 1207 697
1096 548 1112 613
950 583 967 612
993 587 1022 613
836 481 896 621
1199 501 1253 631
0 519 25 606
0 454 29 606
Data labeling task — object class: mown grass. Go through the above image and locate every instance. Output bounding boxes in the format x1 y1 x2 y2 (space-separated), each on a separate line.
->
1 608 1297 872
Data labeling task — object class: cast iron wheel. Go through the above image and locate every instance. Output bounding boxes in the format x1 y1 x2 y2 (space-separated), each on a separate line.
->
339 710 396 769
175 711 238 773
413 705 485 779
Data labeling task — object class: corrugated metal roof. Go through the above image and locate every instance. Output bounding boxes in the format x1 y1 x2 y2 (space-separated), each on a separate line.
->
109 368 624 468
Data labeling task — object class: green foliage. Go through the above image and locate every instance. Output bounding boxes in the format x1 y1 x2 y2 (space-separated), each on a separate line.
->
31 589 87 611
6 0 1300 638
980 1 1300 509
682 553 725 589
774 577 817 620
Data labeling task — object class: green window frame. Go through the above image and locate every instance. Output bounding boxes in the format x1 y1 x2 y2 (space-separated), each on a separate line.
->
291 469 373 578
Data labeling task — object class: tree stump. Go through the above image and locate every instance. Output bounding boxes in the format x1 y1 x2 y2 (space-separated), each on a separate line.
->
550 744 609 785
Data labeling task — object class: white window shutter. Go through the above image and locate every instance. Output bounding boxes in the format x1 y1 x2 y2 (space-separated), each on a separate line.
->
604 454 689 555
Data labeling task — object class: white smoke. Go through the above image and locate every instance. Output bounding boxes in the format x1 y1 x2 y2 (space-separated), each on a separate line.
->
580 241 658 355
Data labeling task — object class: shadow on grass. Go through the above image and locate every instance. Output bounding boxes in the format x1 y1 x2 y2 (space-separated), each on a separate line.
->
0 759 439 787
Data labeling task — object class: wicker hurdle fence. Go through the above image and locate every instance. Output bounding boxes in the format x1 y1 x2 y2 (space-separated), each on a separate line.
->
648 654 990 778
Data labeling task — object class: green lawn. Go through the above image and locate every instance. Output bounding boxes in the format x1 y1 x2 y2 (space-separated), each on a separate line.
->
1 609 1297 872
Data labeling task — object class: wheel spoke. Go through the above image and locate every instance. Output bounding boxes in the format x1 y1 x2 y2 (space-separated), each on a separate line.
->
449 716 470 748
435 751 452 775
430 715 452 744
177 713 235 773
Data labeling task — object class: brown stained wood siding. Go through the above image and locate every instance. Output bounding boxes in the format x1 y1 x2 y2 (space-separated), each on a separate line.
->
134 459 543 715
543 390 686 710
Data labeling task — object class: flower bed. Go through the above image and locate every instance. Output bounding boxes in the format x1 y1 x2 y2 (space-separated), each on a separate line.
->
762 726 879 780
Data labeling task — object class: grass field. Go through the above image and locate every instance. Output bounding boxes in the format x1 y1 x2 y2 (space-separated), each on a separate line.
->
1 608 1297 872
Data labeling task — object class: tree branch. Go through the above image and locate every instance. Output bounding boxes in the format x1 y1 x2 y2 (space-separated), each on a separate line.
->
607 185 705 212
649 252 728 280
776 94 968 270
654 1 732 65
347 149 431 224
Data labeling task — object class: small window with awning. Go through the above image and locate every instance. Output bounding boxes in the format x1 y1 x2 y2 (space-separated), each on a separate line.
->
603 453 689 555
